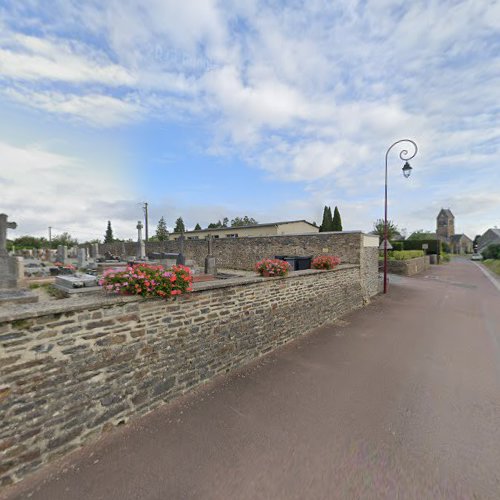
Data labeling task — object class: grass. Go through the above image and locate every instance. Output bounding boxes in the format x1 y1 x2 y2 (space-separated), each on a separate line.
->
483 259 500 275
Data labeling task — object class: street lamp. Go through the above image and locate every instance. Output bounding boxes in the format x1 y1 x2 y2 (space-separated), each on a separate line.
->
383 139 418 294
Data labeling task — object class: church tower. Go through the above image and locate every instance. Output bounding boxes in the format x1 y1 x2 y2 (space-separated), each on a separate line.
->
436 208 455 242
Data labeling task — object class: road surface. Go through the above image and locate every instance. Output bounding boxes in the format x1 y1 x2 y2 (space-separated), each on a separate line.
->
3 258 500 499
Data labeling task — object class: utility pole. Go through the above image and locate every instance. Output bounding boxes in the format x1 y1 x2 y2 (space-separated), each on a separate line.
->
48 226 52 242
142 202 149 242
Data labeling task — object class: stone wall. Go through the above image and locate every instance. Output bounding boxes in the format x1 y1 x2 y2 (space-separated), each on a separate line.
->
0 266 366 486
96 231 366 270
386 256 431 276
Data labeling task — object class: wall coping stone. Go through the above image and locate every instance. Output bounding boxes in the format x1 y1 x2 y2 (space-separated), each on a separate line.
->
0 264 358 323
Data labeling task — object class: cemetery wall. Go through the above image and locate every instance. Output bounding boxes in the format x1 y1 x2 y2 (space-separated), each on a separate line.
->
97 231 366 269
0 266 365 486
386 255 431 276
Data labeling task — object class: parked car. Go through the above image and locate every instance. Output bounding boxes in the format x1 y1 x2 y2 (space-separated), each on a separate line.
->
471 253 483 261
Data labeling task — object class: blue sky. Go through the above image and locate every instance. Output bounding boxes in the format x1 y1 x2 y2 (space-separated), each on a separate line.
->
0 0 499 241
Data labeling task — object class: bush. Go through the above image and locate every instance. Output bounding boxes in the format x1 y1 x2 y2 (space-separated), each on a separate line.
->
388 250 425 260
311 255 341 270
99 263 193 298
395 239 442 254
389 241 404 251
482 244 500 260
255 258 290 277
441 253 451 262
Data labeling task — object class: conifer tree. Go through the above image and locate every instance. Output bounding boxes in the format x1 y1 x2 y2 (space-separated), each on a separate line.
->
104 221 114 243
174 217 185 233
156 216 169 241
332 206 343 231
319 206 329 232
194 223 202 230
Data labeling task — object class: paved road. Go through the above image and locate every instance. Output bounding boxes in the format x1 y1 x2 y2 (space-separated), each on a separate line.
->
4 259 500 499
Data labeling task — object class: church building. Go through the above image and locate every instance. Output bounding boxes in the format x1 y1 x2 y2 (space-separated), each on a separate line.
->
436 208 472 254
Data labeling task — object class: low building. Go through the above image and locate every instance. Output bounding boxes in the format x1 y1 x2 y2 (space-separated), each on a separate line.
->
478 228 500 253
449 234 473 254
171 220 319 240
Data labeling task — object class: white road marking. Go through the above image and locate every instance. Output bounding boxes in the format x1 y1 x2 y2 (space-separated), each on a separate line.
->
474 262 500 294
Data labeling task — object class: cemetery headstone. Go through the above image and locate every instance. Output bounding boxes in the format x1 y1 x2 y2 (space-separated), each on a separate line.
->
90 242 99 259
56 245 68 264
176 233 186 265
0 214 38 303
204 235 217 275
77 248 88 268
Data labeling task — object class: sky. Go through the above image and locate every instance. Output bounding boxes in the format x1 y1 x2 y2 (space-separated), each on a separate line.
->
0 0 499 242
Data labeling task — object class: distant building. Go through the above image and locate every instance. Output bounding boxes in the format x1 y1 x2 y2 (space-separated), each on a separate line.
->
477 228 500 253
436 208 455 243
171 220 319 240
449 234 473 254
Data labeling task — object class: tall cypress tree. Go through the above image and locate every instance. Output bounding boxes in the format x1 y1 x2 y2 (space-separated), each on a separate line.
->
174 217 185 233
319 206 329 232
326 206 334 231
332 206 343 231
104 221 114 243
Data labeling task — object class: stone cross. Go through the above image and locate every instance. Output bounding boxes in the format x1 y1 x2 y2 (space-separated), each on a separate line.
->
136 221 146 259
0 214 17 257
207 235 213 256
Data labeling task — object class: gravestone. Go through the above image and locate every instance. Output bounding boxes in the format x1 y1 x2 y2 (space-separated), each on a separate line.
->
77 248 88 268
136 221 146 259
176 234 186 265
90 242 99 259
121 241 127 260
0 214 38 304
56 245 68 264
204 235 217 275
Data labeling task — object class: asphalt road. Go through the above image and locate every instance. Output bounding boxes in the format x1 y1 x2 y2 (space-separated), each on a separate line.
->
3 259 500 499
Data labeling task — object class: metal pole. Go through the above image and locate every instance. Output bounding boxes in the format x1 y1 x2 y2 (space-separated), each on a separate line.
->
383 139 418 294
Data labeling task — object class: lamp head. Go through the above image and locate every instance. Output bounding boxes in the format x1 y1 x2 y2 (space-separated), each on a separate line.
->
402 161 412 178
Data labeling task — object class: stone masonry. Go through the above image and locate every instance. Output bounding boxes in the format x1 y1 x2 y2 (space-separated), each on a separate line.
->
0 266 366 486
98 231 368 271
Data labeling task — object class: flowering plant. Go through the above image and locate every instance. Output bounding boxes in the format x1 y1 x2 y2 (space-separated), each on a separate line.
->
255 258 290 277
99 263 193 299
311 255 341 270
54 262 76 271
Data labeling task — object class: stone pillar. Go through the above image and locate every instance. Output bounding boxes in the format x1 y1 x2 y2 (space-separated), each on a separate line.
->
176 234 185 265
121 242 127 260
136 221 146 259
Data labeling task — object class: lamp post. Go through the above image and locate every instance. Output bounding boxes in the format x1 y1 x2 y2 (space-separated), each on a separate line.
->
383 139 418 294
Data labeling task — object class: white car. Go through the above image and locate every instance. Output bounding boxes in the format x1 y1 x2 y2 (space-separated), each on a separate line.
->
471 253 483 261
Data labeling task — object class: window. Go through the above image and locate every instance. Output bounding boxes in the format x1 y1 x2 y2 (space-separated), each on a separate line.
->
225 234 239 238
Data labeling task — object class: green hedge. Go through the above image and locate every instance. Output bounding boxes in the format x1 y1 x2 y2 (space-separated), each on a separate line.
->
388 250 425 260
389 239 442 254
482 244 500 260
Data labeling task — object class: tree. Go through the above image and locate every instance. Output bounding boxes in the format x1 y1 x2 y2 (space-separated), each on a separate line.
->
332 206 343 231
222 217 229 227
473 234 481 251
51 232 78 249
174 217 185 233
156 216 169 241
372 219 400 242
319 206 333 232
194 223 202 230
408 230 434 240
231 216 258 227
104 221 114 244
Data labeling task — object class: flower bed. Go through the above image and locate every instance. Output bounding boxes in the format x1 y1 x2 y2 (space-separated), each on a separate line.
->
99 263 193 298
311 255 341 270
255 258 290 277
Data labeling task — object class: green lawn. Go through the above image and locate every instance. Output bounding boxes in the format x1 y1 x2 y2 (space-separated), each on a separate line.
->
483 259 500 275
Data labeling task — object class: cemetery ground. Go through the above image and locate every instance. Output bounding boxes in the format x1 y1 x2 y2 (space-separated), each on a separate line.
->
3 258 500 499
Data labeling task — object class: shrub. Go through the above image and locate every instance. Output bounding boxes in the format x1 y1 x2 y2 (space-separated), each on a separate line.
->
389 250 425 260
255 258 290 277
440 253 451 262
312 255 341 270
99 263 193 298
482 244 500 260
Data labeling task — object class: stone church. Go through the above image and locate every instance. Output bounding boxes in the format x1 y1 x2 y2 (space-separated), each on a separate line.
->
436 208 473 254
